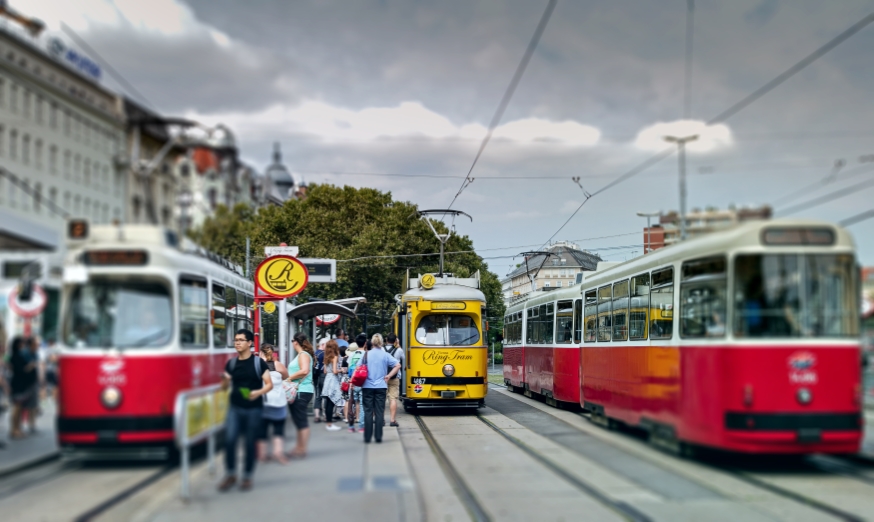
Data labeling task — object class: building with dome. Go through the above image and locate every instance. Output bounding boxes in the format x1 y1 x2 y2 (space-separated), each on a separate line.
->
262 143 305 205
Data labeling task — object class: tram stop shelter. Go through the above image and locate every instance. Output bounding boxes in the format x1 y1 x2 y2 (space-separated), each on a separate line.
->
285 297 366 362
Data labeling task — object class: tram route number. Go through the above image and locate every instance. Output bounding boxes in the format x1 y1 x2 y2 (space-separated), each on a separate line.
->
412 378 426 385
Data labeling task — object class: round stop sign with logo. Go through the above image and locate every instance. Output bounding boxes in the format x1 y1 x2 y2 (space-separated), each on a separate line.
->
8 285 47 318
315 314 341 326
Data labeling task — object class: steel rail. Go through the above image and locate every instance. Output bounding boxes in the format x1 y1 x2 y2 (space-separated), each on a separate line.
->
475 413 652 522
72 465 175 522
414 415 491 522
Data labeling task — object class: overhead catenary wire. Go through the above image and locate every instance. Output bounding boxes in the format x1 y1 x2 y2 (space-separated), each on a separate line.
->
777 176 874 216
446 0 558 210
839 208 874 227
539 11 874 248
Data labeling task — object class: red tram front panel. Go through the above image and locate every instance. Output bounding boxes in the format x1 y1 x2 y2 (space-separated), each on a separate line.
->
582 344 862 453
58 352 230 447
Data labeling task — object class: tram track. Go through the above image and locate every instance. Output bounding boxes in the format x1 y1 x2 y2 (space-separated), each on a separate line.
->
473 413 652 522
488 383 874 521
72 465 175 522
414 415 491 522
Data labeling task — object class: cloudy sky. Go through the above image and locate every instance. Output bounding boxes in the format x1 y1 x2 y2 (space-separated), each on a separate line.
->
21 0 874 276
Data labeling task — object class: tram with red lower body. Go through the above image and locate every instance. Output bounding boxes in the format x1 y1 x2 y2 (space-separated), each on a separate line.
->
57 224 253 458
503 285 583 407
506 220 863 454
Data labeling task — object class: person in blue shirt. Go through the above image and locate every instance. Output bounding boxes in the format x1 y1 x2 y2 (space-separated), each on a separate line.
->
335 329 350 351
361 333 400 443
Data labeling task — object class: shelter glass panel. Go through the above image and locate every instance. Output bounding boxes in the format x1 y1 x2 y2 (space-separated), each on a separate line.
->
650 268 674 340
681 257 727 338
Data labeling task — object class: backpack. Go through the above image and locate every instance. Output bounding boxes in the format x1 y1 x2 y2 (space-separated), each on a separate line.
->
314 350 325 372
263 370 286 407
386 345 401 379
227 354 262 379
347 351 363 377
350 352 368 387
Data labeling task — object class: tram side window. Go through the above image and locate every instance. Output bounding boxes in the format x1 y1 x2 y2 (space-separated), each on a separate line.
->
529 307 540 344
212 283 225 349
597 286 612 342
556 300 573 343
225 286 237 347
180 277 209 348
573 299 582 344
681 257 727 338
650 268 674 340
629 273 650 340
244 294 255 332
612 280 629 341
541 303 555 344
515 312 522 344
584 290 597 342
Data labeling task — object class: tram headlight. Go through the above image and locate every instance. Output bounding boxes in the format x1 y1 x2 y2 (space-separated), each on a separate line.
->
442 364 455 377
796 388 812 405
101 386 123 409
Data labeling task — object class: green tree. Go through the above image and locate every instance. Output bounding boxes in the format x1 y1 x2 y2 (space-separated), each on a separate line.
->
193 184 505 326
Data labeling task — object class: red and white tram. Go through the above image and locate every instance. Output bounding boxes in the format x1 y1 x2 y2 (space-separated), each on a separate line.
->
505 220 863 454
503 285 583 407
57 224 253 458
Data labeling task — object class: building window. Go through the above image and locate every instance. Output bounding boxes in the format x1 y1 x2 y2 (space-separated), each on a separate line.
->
556 281 562 288
21 134 29 164
35 140 43 169
34 182 42 213
35 95 43 124
9 129 17 160
102 204 108 223
74 154 81 181
49 145 57 174
10 83 17 113
132 197 141 221
84 159 91 185
0 78 4 107
63 191 71 212
23 89 30 119
208 188 217 210
63 150 71 178
64 110 71 136
50 103 57 129
102 166 109 191
0 126 4 156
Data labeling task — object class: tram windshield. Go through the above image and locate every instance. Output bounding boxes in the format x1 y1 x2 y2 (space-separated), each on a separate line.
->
415 314 480 346
734 254 858 338
64 279 173 348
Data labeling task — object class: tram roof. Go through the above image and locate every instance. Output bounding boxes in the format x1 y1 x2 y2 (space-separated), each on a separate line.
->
403 284 486 303
582 218 854 287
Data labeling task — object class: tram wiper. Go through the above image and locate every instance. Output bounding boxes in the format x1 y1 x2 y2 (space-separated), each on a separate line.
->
454 333 479 346
115 329 169 349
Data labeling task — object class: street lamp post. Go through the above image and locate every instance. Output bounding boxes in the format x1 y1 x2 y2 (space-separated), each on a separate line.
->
636 211 661 253
664 135 698 241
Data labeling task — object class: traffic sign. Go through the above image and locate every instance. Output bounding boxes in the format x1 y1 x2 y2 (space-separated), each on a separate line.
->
8 284 47 318
315 314 341 326
263 301 277 314
254 255 309 298
264 246 299 257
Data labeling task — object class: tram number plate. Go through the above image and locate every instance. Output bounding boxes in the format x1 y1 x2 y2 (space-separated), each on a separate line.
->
797 428 821 443
441 391 457 399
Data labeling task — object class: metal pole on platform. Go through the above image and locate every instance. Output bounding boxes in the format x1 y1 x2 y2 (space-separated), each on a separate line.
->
181 447 190 499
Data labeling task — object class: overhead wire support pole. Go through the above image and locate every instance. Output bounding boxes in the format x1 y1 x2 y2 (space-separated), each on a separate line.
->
447 0 558 211
518 251 557 293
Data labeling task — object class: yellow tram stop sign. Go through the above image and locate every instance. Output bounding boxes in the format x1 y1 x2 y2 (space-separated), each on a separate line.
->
263 301 277 314
255 255 309 298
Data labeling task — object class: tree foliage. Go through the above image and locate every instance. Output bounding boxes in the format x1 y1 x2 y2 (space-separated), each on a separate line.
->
191 184 506 323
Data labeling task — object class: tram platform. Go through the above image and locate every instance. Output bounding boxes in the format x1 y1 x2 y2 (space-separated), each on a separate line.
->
0 399 58 477
94 402 460 522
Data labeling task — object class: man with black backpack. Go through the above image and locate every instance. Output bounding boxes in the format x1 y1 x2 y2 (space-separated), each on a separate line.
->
385 333 404 427
218 329 273 492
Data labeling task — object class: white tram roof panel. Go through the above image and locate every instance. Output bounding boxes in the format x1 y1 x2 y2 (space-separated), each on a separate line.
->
404 273 486 303
581 218 854 285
